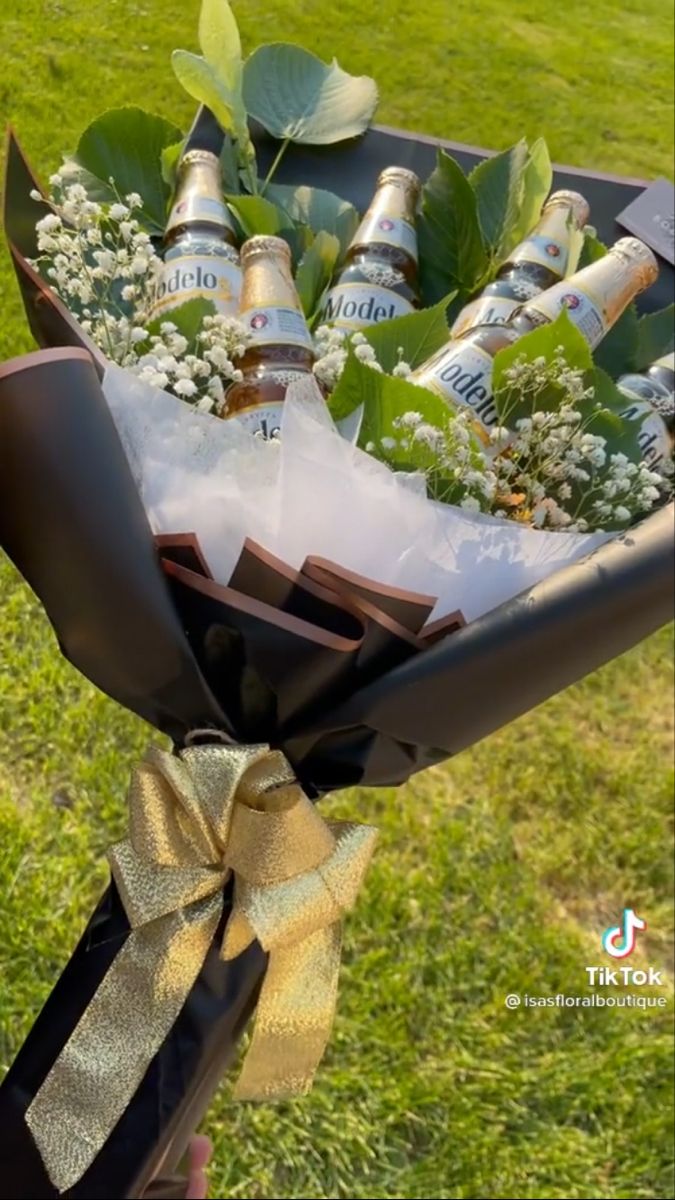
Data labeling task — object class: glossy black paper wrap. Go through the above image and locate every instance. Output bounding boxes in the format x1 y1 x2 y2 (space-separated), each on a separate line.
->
1 128 674 1200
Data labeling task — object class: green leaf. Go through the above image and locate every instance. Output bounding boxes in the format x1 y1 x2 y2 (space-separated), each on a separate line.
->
266 182 359 255
220 137 241 193
593 302 640 379
171 50 238 137
242 44 378 144
360 296 454 373
577 229 607 271
198 0 242 93
326 351 449 450
295 230 340 320
73 107 183 233
468 139 529 262
161 139 185 189
493 309 593 424
418 150 489 304
145 296 216 349
635 305 675 370
226 193 292 237
510 137 553 246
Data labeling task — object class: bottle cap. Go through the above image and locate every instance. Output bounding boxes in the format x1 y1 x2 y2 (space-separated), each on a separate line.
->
377 166 422 197
179 149 221 171
241 235 292 263
545 189 590 228
611 237 659 288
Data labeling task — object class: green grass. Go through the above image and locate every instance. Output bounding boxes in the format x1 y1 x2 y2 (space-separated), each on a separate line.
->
1 2 674 1198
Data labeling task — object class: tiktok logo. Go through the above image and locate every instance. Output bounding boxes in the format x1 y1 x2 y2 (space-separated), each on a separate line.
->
601 908 647 959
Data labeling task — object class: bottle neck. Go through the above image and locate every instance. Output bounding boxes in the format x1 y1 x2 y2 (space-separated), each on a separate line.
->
508 202 579 276
348 180 419 266
165 157 237 248
518 251 650 347
239 250 313 353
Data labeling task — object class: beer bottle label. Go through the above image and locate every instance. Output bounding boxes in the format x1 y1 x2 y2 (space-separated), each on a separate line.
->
524 283 608 347
618 375 665 404
619 398 672 468
240 305 313 349
353 213 418 261
225 401 285 439
151 254 241 318
322 283 414 329
418 343 500 433
511 232 568 272
451 295 520 337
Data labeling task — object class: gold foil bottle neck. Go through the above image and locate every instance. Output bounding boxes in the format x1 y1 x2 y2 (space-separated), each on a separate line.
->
377 166 422 200
166 150 235 240
543 189 590 229
240 235 292 264
239 235 302 312
179 149 220 171
609 237 659 290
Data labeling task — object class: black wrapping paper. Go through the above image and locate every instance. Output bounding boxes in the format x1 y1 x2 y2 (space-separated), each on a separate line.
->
1 123 674 1199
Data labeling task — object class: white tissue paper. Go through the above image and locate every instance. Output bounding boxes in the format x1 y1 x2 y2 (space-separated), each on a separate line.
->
103 364 610 624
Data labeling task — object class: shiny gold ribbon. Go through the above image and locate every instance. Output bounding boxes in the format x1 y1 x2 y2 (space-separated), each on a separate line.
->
25 743 378 1193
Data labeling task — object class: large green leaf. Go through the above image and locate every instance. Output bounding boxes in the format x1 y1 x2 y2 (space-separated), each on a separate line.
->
295 230 340 320
593 302 640 378
468 139 529 263
242 44 378 144
266 182 359 254
360 296 454 373
635 305 675 370
145 297 216 348
418 150 489 304
73 107 183 233
226 193 292 238
326 351 449 452
510 137 553 247
199 0 242 92
171 51 239 138
493 309 593 425
577 229 607 270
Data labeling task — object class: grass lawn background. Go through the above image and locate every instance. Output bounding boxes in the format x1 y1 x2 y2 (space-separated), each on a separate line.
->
1 2 673 1197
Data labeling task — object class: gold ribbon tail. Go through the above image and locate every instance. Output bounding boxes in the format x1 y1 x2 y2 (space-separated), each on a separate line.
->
24 744 378 1192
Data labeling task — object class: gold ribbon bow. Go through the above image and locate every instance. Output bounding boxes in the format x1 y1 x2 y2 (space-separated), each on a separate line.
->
25 743 378 1193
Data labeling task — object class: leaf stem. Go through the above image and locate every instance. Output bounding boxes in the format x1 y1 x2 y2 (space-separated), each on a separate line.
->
260 137 291 196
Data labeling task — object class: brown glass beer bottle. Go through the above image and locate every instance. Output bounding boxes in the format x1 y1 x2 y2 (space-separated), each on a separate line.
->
617 351 674 471
220 235 316 438
451 190 590 337
150 149 241 321
321 167 421 330
410 237 659 446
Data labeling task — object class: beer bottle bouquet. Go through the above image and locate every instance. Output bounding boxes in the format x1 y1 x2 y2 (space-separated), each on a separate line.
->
1 1 673 1197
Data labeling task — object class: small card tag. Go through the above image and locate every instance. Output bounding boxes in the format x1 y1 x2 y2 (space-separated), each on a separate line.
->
616 177 675 266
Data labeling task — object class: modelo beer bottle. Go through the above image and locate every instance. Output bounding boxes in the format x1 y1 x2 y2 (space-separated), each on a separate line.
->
149 148 241 321
617 351 674 471
450 189 590 337
321 167 421 330
221 235 316 438
409 237 658 447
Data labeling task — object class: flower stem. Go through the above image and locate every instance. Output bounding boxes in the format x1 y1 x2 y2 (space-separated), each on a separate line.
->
260 138 291 196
